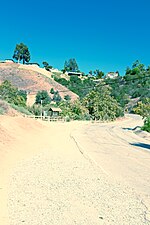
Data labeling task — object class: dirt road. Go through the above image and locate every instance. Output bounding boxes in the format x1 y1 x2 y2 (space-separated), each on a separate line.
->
0 115 150 224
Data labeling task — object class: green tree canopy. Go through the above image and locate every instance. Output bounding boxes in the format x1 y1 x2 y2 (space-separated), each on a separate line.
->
133 98 150 119
83 85 124 120
0 80 26 106
43 61 53 71
93 70 104 79
53 91 62 103
64 58 79 72
60 99 89 120
13 43 30 64
35 90 51 106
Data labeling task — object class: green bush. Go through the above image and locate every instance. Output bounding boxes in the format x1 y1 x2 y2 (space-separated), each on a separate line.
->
0 80 26 107
0 107 5 115
65 116 70 122
27 104 41 116
142 117 150 132
83 86 124 121
35 90 51 106
11 104 32 115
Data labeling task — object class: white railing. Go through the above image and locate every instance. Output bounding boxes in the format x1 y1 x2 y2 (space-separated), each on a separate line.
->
24 115 66 122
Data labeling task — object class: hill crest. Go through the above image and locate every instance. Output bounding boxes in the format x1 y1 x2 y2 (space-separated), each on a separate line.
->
0 62 78 105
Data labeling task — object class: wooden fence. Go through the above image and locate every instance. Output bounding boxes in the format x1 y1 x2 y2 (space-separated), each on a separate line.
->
24 115 66 122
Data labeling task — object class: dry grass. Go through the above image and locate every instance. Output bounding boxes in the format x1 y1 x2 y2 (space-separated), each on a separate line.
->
0 63 78 104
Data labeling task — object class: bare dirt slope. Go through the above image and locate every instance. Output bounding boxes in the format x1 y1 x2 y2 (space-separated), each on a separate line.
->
0 115 150 225
0 62 78 103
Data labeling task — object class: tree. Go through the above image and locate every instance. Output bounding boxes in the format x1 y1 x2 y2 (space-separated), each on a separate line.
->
0 80 18 103
53 91 62 103
50 88 55 94
93 70 104 79
64 58 79 72
43 61 52 71
83 85 124 120
0 80 26 106
35 90 51 106
133 98 150 133
59 99 89 120
133 98 150 119
13 43 30 64
18 90 27 102
89 70 93 76
64 95 71 101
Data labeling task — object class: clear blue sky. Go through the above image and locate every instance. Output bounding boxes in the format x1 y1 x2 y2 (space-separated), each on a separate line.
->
0 0 150 75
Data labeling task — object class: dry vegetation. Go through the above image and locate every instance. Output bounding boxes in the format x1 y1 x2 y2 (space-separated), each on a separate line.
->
0 62 78 103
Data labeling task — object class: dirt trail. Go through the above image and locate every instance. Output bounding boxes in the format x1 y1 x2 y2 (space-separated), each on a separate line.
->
0 115 150 224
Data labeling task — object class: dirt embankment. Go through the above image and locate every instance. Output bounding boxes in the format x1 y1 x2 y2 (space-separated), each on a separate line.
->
0 115 150 225
0 62 78 105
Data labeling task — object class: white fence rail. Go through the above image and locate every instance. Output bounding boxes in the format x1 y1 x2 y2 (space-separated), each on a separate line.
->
24 115 66 122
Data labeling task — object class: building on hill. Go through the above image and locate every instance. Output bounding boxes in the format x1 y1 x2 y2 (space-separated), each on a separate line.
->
25 62 40 67
106 72 119 79
50 68 60 73
48 107 62 117
65 71 82 76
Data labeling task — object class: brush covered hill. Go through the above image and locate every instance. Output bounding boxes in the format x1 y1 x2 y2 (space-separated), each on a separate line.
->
0 62 78 105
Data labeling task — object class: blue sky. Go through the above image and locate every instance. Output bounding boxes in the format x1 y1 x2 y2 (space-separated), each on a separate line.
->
0 0 150 75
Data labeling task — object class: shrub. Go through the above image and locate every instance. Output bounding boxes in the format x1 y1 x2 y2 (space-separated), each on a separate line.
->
142 117 150 132
64 95 71 101
65 116 70 122
0 100 9 114
35 90 51 106
83 86 124 121
11 104 32 115
0 107 5 114
50 88 55 94
27 104 41 116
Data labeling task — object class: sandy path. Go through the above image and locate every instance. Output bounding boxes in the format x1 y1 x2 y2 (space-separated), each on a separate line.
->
0 115 150 224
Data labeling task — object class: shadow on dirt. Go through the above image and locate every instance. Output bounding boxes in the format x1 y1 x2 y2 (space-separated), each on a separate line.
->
123 126 141 131
130 143 150 150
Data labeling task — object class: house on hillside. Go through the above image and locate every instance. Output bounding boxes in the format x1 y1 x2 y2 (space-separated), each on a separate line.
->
65 71 82 76
25 63 40 67
48 107 62 117
106 72 119 79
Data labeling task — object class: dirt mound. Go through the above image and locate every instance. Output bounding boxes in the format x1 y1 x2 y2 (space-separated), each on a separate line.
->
0 100 20 116
0 115 44 151
0 63 78 105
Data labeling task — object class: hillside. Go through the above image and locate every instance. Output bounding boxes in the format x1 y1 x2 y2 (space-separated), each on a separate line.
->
0 62 78 105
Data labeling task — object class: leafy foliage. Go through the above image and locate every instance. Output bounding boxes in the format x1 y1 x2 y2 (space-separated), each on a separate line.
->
11 104 32 115
93 70 104 79
133 98 150 132
0 80 26 106
35 90 51 106
133 98 150 118
64 95 71 101
64 58 79 72
18 90 27 102
50 88 55 94
27 104 41 116
13 43 30 64
142 117 150 132
53 91 62 103
54 75 95 98
43 61 52 71
83 85 124 121
60 100 90 120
